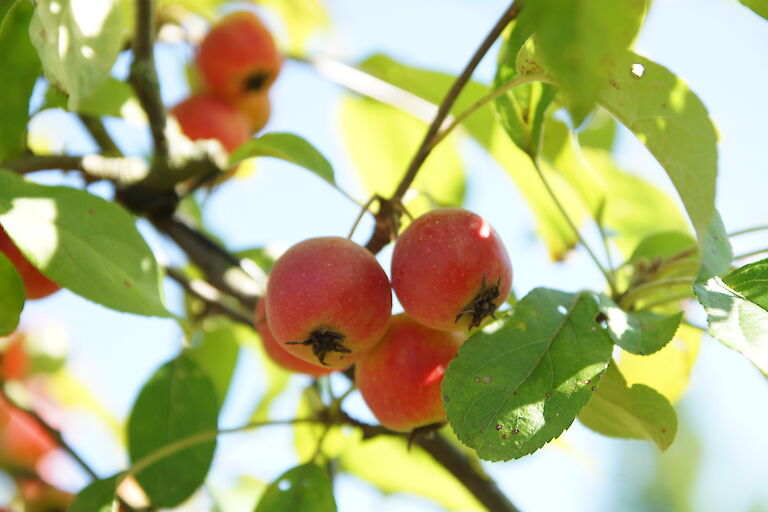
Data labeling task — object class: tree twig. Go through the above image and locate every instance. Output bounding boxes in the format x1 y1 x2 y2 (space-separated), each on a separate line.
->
2 154 149 183
150 215 261 309
165 266 254 325
78 115 122 157
416 434 521 512
364 1 521 254
129 0 168 160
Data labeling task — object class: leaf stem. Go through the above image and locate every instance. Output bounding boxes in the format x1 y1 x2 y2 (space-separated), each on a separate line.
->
618 277 693 310
364 1 522 254
126 418 315 479
640 292 694 310
426 73 548 151
531 158 618 294
129 0 168 160
78 115 122 157
728 225 768 237
394 1 521 202
733 247 768 261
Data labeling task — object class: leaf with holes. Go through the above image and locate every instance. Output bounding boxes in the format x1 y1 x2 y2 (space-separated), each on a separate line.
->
597 295 682 355
442 288 613 461
69 474 119 512
694 277 768 377
527 0 648 124
596 53 718 245
0 170 168 317
579 361 677 450
229 132 335 185
0 0 40 161
128 354 219 508
723 258 768 312
0 254 24 336
254 463 336 512
29 0 129 110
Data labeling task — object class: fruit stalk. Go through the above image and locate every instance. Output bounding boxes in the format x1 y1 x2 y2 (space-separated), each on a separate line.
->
365 0 522 254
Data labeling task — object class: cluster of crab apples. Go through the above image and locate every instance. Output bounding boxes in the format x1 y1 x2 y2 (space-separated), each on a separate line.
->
171 11 282 153
256 208 513 432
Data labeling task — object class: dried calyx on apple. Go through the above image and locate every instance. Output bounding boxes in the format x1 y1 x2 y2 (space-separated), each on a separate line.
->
391 208 513 331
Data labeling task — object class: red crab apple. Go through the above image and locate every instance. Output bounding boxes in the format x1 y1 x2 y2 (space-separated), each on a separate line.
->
391 208 512 331
0 394 57 471
0 225 59 300
170 93 251 153
1 332 28 381
266 237 392 368
195 11 282 104
355 314 465 432
254 301 335 376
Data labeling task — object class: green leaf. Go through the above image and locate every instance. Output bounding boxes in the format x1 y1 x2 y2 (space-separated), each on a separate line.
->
69 474 119 512
578 110 618 151
0 1 14 22
44 78 136 118
259 0 330 54
0 170 168 317
694 277 768 377
595 53 718 245
579 361 677 450
358 54 495 146
357 54 582 258
127 354 219 508
598 295 682 355
443 288 614 461
340 432 483 511
254 463 336 512
187 323 241 405
723 258 768 311
528 0 648 124
0 0 41 161
696 210 733 283
77 77 136 118
739 0 768 19
157 0 225 19
628 231 698 264
229 132 335 185
617 323 701 404
238 248 276 274
583 148 692 257
540 120 606 217
339 96 465 214
29 0 129 110
0 254 24 336
494 12 556 156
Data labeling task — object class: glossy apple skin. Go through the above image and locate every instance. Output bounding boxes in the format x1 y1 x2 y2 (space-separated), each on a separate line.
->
171 93 251 152
266 237 392 368
0 226 59 300
254 301 335 376
391 208 512 331
356 314 464 432
195 11 282 102
0 395 57 471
